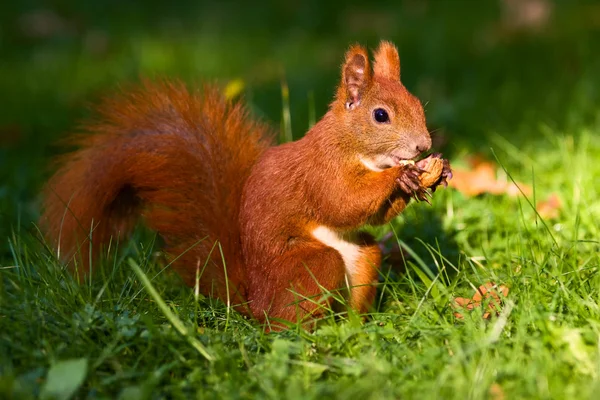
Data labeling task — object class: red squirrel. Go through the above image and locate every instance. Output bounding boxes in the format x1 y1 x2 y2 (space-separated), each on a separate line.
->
41 41 451 329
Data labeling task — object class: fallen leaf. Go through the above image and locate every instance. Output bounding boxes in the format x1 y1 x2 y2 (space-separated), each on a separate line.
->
474 282 509 319
451 282 509 320
448 155 532 197
473 282 509 302
536 193 561 219
489 382 506 400
453 297 477 309
501 0 552 32
451 297 477 319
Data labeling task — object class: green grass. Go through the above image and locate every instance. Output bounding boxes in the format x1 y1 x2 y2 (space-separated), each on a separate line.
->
2 1 600 399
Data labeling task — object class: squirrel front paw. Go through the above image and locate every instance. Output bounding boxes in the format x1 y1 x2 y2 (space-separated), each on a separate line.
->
396 154 452 204
395 164 432 203
438 157 452 189
396 164 421 194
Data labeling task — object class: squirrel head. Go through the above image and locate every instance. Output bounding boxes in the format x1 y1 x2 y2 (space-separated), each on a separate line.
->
332 40 432 171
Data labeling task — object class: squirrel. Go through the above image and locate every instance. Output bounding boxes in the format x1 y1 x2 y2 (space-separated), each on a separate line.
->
41 40 451 330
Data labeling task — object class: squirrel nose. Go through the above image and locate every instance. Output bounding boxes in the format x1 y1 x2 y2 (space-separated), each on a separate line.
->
414 135 432 154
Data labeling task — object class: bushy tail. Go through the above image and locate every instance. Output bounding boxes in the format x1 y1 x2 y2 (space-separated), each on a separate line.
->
40 80 271 305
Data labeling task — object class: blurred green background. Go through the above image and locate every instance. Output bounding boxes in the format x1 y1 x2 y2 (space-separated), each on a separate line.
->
1 0 599 249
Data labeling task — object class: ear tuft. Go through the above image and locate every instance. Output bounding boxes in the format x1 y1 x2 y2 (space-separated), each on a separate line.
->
373 40 400 81
339 44 372 109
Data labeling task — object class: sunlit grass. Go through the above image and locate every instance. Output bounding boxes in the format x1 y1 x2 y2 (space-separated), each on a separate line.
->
1 131 599 398
2 1 600 398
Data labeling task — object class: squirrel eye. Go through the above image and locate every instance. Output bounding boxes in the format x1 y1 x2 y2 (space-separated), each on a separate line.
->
373 108 390 123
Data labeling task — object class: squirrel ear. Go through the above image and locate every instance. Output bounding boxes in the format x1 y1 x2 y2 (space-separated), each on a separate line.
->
373 40 400 81
339 44 372 110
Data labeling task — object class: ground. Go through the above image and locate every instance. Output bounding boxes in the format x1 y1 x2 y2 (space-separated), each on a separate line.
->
1 1 600 399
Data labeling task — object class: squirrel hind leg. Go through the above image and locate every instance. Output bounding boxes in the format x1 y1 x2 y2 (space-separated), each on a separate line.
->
248 243 347 331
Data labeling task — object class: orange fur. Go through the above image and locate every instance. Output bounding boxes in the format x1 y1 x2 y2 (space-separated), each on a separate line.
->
41 41 436 328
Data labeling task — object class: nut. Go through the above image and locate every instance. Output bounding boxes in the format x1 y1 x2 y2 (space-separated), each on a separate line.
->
397 160 415 166
419 157 444 187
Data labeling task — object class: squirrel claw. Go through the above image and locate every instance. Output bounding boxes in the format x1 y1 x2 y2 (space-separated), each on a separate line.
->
414 188 433 204
419 194 432 205
396 165 421 194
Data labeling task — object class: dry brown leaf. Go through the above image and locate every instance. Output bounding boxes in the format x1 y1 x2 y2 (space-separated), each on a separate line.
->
473 282 510 302
448 155 531 197
451 282 510 320
489 382 506 400
501 0 552 32
451 297 477 319
536 193 561 219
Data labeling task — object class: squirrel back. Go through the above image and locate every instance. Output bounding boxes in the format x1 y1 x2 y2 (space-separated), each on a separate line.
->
41 80 271 306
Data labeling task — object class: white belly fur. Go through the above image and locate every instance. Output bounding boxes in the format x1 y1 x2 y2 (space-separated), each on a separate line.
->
312 225 361 284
